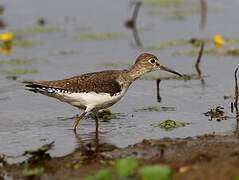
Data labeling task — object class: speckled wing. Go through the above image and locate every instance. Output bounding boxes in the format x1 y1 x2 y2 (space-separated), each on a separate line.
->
24 70 123 96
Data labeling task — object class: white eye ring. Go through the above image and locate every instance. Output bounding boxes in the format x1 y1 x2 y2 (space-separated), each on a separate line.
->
149 58 156 64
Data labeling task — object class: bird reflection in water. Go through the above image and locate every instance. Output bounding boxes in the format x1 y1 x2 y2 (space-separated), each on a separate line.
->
73 119 117 162
125 1 143 48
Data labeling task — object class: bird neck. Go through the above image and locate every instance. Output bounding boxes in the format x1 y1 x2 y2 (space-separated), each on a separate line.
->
125 64 148 82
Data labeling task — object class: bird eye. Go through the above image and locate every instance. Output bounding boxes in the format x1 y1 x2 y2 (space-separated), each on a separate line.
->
149 59 156 64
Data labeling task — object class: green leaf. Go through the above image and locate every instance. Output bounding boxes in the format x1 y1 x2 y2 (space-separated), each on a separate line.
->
84 169 112 180
95 169 112 180
233 176 239 180
139 165 171 180
115 158 138 178
22 166 44 177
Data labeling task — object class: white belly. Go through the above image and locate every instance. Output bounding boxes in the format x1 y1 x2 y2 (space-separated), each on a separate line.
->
61 89 127 111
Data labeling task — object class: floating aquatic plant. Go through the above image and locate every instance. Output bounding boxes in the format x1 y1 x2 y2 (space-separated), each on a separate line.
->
148 37 239 51
73 32 125 41
19 25 60 35
143 0 185 6
152 119 191 130
148 39 189 50
134 106 176 112
0 58 35 66
175 48 239 57
0 69 38 75
204 106 228 121
13 39 42 48
148 6 200 21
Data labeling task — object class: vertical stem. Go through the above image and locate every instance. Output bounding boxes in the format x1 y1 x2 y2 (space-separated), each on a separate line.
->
195 43 205 84
234 68 239 129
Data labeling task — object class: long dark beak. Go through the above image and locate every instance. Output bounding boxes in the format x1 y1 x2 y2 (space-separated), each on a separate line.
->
160 65 182 77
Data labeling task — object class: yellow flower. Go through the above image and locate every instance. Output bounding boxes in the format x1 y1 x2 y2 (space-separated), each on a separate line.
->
213 34 225 48
0 31 14 42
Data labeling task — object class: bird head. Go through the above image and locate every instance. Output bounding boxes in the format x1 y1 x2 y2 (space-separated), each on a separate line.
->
134 53 182 76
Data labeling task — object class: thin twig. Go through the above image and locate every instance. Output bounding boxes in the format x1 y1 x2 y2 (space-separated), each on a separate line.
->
195 43 205 84
195 43 204 67
234 68 239 130
234 68 238 111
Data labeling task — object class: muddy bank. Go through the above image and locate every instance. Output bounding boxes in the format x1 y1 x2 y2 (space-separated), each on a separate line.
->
1 132 239 180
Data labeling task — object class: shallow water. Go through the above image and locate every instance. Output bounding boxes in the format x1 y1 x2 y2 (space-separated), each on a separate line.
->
0 0 239 162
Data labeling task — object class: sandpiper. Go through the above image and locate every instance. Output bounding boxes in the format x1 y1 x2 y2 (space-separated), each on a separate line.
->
24 53 182 131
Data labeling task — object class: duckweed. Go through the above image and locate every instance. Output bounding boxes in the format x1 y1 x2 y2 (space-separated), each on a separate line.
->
73 32 125 41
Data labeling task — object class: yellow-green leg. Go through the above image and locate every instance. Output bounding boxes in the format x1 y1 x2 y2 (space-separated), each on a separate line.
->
95 111 99 154
73 111 87 132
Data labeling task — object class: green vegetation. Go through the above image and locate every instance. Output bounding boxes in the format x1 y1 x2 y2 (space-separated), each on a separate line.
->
22 166 44 177
148 37 239 51
0 69 38 75
152 119 191 130
73 32 125 41
148 39 189 50
148 7 200 21
233 176 239 180
116 158 138 178
139 165 171 180
134 106 176 112
175 48 239 57
13 39 42 48
204 106 226 121
18 25 60 35
143 0 185 6
84 169 112 180
226 49 239 56
84 158 172 180
0 58 35 66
